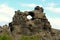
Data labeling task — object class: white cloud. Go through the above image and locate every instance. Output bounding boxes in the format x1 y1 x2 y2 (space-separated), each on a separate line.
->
47 2 56 7
20 3 43 7
0 4 15 26
45 2 60 13
48 18 60 29
0 15 11 22
45 7 60 13
0 4 15 17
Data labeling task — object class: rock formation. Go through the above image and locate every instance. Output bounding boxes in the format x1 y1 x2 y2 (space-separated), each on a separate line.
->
0 6 60 40
9 6 51 35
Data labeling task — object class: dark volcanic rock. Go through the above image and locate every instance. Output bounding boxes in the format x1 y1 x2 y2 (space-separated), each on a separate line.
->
1 6 60 40
9 6 51 35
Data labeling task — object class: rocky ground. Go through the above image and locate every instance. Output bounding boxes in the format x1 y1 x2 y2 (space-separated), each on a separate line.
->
0 6 60 40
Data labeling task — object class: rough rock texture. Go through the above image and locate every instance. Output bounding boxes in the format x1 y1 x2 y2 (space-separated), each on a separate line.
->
8 6 60 40
10 6 51 35
0 6 60 40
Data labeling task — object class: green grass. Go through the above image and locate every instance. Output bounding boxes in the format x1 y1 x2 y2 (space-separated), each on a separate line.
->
21 35 40 40
0 33 11 40
0 32 41 40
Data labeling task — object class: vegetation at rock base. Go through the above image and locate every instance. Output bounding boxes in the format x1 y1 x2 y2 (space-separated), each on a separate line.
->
0 33 11 40
21 35 40 40
0 34 41 40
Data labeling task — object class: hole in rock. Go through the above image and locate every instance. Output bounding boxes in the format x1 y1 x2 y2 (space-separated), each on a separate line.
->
28 12 34 17
27 15 32 20
27 12 35 20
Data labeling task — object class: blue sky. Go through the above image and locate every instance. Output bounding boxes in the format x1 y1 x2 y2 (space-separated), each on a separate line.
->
0 0 60 29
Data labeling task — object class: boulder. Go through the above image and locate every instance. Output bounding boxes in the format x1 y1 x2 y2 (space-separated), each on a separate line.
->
9 6 51 35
